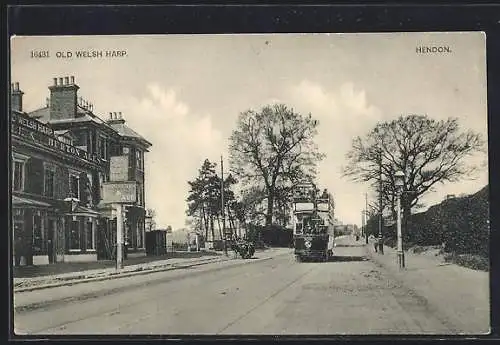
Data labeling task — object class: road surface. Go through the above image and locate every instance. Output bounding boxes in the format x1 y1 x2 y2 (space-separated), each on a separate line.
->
14 236 459 335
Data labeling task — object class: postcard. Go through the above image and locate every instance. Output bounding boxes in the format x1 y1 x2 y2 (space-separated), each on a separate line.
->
11 33 489 336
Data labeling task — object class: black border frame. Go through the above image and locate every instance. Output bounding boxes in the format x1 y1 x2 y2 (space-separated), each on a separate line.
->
4 3 500 343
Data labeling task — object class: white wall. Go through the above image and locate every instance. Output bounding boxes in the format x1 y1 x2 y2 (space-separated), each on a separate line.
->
63 253 97 262
33 255 49 265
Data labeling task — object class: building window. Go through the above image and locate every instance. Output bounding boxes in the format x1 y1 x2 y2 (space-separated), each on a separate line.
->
100 136 107 160
86 220 94 250
33 213 44 255
136 150 143 171
137 219 144 248
69 220 81 250
12 160 26 192
44 166 56 198
136 182 143 206
69 173 80 199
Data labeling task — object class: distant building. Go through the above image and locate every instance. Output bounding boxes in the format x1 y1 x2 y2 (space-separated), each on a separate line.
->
12 77 152 265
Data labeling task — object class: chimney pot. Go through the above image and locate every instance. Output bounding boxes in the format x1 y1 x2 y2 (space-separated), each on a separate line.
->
15 82 19 91
53 78 58 86
58 77 63 86
11 83 14 91
109 112 113 119
64 77 69 85
70 76 75 84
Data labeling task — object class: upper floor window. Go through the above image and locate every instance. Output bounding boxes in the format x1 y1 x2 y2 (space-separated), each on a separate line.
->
136 150 143 171
69 172 80 199
99 136 107 160
137 182 144 206
44 164 56 198
12 153 29 192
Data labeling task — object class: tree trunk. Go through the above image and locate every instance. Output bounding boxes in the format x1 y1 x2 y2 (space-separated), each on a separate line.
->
202 204 209 240
227 206 235 233
217 215 222 240
266 189 275 227
210 216 215 242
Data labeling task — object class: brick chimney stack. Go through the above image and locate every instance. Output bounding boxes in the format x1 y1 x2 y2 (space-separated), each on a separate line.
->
11 82 24 112
106 111 126 124
48 75 79 120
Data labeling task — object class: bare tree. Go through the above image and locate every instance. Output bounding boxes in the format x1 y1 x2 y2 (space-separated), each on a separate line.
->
146 208 157 232
343 114 485 228
229 103 324 227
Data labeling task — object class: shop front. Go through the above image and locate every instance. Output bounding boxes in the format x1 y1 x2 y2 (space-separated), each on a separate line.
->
63 205 100 262
13 195 101 265
12 195 52 266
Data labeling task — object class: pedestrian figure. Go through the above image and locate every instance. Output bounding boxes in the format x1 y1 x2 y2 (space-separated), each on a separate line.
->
373 237 378 252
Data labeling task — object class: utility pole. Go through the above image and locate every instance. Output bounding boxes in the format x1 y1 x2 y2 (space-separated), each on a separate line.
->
378 149 384 254
115 203 124 269
361 210 365 237
365 192 369 244
221 155 227 256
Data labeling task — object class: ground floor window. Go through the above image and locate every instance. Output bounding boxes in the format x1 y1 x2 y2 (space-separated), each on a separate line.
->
86 220 95 250
13 209 24 255
137 219 144 248
69 220 81 250
32 212 46 255
68 217 97 252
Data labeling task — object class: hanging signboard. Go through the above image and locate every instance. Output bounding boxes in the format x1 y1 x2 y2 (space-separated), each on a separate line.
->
102 181 137 203
110 155 129 181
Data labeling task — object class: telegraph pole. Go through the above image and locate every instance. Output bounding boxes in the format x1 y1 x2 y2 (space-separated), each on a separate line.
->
365 192 369 244
378 149 384 254
221 155 227 256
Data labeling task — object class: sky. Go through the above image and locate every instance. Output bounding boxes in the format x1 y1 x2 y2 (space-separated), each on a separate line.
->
10 33 488 230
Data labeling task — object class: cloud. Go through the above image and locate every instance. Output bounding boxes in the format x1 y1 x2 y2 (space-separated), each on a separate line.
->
285 80 383 224
125 84 224 229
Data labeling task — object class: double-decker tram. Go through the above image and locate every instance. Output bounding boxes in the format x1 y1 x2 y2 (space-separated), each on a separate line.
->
292 182 335 262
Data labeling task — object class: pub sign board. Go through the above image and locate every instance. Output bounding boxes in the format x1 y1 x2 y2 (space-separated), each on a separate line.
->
102 181 137 204
110 155 129 181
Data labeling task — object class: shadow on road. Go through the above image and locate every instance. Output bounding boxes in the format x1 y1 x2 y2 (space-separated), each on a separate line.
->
330 255 369 262
335 244 366 248
297 255 368 263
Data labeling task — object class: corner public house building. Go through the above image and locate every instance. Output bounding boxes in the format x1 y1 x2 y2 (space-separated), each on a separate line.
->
11 77 152 266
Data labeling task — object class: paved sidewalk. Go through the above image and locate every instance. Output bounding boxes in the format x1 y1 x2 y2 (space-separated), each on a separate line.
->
13 247 289 292
13 250 221 279
366 239 490 334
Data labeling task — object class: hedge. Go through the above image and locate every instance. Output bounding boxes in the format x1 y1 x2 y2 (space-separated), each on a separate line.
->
366 185 489 259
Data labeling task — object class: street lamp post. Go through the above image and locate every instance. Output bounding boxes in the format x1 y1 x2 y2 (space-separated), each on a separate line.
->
395 170 405 269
